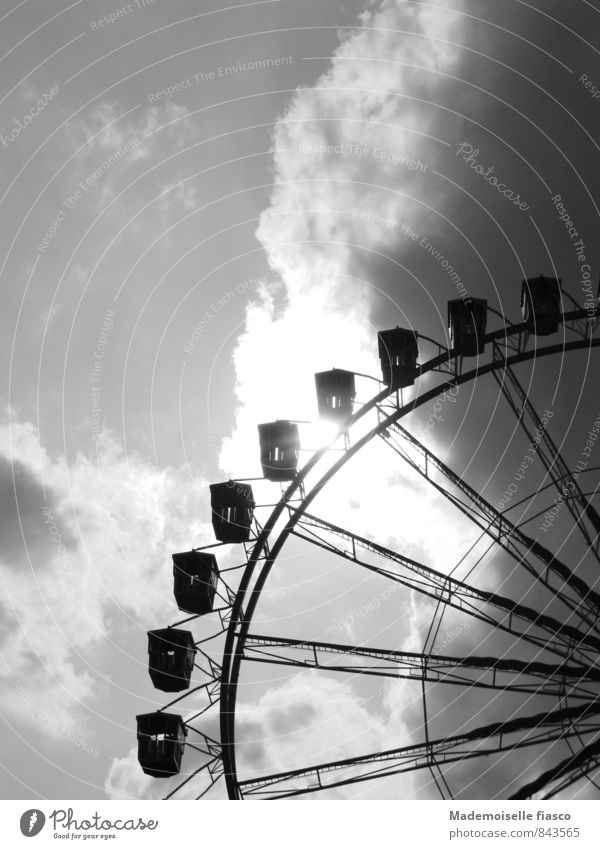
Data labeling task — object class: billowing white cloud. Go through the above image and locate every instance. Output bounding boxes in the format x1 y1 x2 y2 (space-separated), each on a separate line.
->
220 0 479 597
224 0 468 461
256 0 466 302
106 670 415 799
0 421 211 738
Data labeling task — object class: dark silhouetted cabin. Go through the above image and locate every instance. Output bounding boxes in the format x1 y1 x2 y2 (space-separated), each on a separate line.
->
172 550 219 615
258 421 300 482
315 369 356 425
448 298 488 356
210 481 255 543
521 275 562 335
378 328 419 389
147 628 196 692
136 712 187 777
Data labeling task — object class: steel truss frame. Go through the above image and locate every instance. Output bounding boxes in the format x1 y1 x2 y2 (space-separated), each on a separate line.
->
290 512 600 662
216 311 600 800
376 421 600 634
240 633 600 697
147 308 600 800
238 700 600 799
490 346 600 555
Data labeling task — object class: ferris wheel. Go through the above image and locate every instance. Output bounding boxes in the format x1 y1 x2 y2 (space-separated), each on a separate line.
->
134 274 600 800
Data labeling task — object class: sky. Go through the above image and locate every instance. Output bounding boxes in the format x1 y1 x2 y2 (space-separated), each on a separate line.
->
1 0 600 801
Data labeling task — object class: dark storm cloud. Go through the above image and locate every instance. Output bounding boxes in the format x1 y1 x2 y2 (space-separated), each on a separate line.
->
368 0 600 335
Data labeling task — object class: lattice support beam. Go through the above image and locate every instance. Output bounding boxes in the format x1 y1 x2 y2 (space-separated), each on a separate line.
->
491 346 600 551
510 738 600 800
294 513 600 660
239 700 600 799
378 420 600 628
241 633 600 697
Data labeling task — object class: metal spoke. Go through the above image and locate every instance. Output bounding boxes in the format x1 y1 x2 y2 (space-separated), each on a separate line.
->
163 753 222 800
491 352 600 556
378 420 600 628
241 633 600 698
293 512 600 660
239 699 600 799
510 738 600 800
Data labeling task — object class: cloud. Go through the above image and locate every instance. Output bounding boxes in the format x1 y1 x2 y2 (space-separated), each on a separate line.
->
0 420 211 740
223 0 470 467
106 670 415 799
65 99 189 158
217 0 483 676
104 746 160 800
155 178 199 214
0 454 77 567
60 99 195 210
255 0 466 304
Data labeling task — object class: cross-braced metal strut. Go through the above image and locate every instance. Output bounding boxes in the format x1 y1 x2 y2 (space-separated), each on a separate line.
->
241 633 600 697
378 420 600 630
292 512 600 661
239 699 600 799
491 349 600 555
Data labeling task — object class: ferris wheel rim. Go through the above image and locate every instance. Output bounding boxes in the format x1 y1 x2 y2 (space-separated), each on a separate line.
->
220 324 600 800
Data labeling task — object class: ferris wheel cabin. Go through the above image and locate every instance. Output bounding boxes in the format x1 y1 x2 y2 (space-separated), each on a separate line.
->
172 550 219 615
448 297 488 356
136 711 187 777
210 481 255 543
314 369 356 425
521 275 562 335
378 328 419 389
258 420 300 481
147 628 196 692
